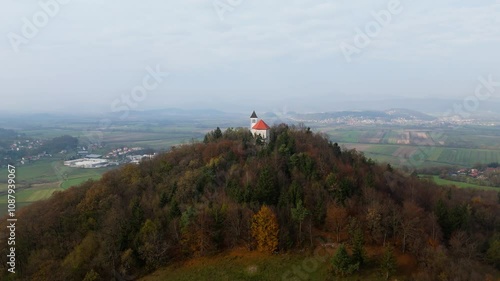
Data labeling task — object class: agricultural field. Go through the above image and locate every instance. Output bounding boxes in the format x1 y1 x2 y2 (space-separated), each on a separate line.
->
0 158 114 216
342 143 500 168
325 126 500 169
423 175 497 191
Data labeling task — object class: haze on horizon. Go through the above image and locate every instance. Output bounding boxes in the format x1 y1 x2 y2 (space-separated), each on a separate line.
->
1 0 499 114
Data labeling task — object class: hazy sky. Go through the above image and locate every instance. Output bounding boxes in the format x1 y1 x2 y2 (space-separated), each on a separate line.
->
1 0 499 114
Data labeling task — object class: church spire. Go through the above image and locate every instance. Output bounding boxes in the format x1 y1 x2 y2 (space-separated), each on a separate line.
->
250 111 258 129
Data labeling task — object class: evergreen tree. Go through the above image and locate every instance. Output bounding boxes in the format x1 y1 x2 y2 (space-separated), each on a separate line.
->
168 200 181 219
349 218 366 266
291 199 309 243
379 245 397 280
331 244 359 277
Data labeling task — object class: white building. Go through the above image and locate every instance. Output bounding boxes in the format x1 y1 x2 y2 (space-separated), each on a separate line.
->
64 158 109 168
250 111 270 140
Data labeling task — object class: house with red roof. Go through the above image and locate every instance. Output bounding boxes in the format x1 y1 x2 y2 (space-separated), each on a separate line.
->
250 111 270 140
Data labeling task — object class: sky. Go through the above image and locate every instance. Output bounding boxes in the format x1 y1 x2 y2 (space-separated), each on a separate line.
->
1 0 499 114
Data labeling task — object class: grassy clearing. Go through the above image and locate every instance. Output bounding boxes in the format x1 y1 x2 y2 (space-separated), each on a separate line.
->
141 247 411 281
0 182 62 216
425 175 498 191
0 160 110 216
0 160 110 188
61 174 101 189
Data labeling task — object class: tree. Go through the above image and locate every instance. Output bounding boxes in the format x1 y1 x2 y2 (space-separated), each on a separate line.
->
331 244 359 277
487 235 500 269
291 199 309 244
255 167 279 205
82 269 99 281
329 205 348 243
379 245 397 280
251 205 279 253
214 127 223 139
137 219 168 269
168 200 181 219
349 218 366 266
332 142 341 157
366 203 384 244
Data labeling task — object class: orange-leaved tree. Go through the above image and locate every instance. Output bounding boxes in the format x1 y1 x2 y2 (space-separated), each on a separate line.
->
251 205 279 253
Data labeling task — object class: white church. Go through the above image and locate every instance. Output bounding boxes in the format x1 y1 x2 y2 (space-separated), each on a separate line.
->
250 111 270 140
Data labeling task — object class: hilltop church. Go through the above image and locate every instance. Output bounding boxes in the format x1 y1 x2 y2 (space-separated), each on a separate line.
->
250 111 270 140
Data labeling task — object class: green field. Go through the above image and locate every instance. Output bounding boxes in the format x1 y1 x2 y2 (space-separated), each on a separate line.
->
0 159 111 189
0 182 61 216
425 175 498 191
341 142 500 168
327 127 500 148
0 159 112 216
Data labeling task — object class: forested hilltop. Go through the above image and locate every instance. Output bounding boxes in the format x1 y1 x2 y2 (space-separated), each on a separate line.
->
1 125 499 280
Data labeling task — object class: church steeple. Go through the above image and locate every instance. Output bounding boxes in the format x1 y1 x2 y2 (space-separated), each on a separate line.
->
250 111 258 129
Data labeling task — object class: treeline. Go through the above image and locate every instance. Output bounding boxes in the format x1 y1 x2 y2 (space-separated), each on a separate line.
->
0 125 499 280
37 135 78 154
418 163 500 188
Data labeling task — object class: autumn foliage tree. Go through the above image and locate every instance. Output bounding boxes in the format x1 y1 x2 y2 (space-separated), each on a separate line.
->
251 205 279 253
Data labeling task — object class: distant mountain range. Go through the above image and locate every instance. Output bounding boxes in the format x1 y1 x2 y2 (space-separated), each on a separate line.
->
2 104 499 130
284 108 435 122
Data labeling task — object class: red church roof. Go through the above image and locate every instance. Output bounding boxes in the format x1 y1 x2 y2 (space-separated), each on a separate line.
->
252 120 270 130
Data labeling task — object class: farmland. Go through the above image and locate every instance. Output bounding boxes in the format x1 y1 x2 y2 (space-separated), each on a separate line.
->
0 158 113 216
323 126 500 169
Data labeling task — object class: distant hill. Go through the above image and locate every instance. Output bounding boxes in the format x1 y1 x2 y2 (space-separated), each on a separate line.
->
288 108 435 123
384 108 435 121
1 126 498 280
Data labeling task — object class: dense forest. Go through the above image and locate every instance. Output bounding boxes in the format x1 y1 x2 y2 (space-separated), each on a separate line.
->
37 135 79 154
1 125 499 280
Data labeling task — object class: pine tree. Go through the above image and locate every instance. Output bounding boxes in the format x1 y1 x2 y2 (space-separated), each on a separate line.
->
379 245 397 280
349 218 366 266
331 244 359 277
291 199 309 243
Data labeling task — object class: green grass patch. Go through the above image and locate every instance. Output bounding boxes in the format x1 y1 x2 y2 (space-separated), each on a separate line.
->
424 175 498 190
61 174 101 189
0 160 111 216
0 182 62 217
140 253 328 281
141 249 409 281
364 145 399 155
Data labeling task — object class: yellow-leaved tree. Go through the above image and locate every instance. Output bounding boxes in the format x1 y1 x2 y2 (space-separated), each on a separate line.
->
251 205 279 253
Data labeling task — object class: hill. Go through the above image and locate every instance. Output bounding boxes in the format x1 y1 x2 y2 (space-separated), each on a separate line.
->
1 125 499 281
287 109 436 124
